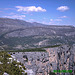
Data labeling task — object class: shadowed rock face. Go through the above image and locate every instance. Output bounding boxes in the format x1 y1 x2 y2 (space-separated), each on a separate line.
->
11 45 75 75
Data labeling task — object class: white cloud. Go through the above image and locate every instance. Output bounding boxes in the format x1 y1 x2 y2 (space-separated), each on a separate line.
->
50 19 53 21
59 16 67 18
4 15 26 20
50 19 62 22
16 6 46 12
55 19 62 21
57 6 69 12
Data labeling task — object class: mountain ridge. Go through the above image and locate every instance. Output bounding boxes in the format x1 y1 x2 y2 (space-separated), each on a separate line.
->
0 18 75 50
0 17 74 27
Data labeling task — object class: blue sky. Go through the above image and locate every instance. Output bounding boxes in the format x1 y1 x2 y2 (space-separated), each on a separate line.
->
0 0 75 26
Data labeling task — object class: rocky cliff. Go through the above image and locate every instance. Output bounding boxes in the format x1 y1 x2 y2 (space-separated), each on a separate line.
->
11 45 75 75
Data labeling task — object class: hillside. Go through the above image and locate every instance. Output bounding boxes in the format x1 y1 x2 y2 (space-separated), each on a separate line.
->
0 18 75 50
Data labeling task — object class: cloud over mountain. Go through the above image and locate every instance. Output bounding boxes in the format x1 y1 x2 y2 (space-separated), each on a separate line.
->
4 15 26 20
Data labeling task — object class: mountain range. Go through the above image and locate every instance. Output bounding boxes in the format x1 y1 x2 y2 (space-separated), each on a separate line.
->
0 18 75 50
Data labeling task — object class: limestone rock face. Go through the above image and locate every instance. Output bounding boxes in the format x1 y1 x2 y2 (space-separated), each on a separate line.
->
57 45 75 75
11 44 75 75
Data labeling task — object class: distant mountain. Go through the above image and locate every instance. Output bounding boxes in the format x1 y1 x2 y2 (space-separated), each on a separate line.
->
0 18 75 50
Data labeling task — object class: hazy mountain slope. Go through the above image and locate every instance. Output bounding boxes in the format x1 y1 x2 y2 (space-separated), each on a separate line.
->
0 18 75 50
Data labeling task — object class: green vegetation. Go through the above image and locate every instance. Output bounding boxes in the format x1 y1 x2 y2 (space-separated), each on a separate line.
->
42 44 61 48
0 35 75 50
0 36 45 50
0 51 27 75
5 45 61 52
6 48 46 52
4 45 61 52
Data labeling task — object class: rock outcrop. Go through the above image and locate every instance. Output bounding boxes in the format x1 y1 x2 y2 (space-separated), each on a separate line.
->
11 45 75 75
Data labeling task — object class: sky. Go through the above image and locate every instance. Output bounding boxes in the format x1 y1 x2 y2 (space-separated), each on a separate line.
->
0 0 75 26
